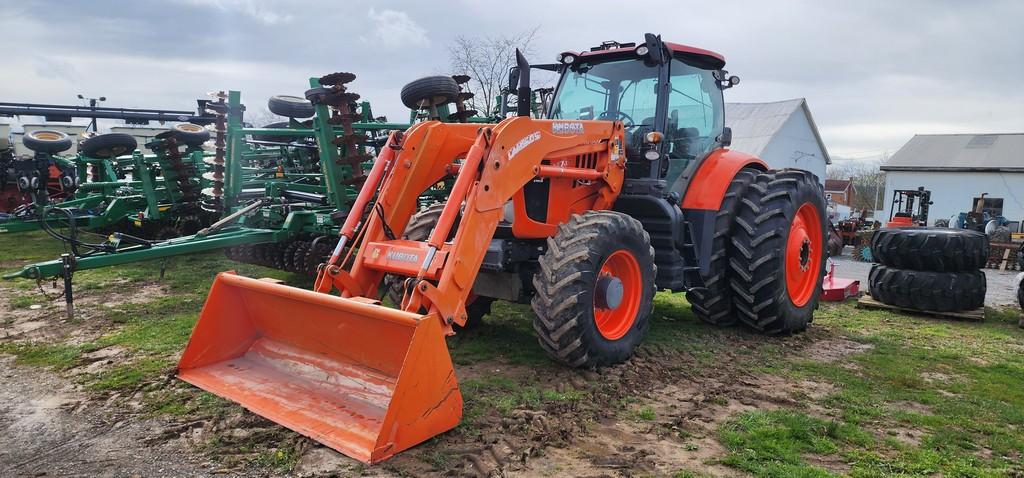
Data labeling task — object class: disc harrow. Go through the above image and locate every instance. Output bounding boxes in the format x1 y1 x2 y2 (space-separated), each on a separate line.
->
201 91 229 213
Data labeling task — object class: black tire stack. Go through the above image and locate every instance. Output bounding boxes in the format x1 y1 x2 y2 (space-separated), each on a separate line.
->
868 228 988 312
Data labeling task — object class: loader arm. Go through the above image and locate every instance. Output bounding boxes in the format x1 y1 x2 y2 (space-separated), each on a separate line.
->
321 116 626 329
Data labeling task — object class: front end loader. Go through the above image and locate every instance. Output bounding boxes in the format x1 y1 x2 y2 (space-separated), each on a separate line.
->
177 34 827 463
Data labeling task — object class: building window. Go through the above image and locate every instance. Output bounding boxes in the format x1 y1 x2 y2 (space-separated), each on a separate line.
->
972 197 1003 216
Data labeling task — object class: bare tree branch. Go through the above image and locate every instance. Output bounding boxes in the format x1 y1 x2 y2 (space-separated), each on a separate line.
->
827 159 887 211
448 27 540 116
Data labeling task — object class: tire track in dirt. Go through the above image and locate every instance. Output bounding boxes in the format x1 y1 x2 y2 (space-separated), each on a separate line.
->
369 328 871 477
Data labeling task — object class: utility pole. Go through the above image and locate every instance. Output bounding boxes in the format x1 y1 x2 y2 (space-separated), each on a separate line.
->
875 151 888 213
77 94 106 132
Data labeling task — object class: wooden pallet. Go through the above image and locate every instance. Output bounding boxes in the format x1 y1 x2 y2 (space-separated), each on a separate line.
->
856 295 985 321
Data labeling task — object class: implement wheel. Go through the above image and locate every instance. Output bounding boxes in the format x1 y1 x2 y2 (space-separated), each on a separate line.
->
400 76 459 110
687 167 758 326
172 123 211 147
268 94 315 119
532 211 656 367
729 169 826 334
79 132 138 158
23 130 72 154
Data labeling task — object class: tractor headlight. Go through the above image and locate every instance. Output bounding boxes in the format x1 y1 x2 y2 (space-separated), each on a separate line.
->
559 53 576 65
636 45 649 56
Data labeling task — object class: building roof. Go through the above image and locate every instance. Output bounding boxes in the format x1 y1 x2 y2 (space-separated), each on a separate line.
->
725 98 831 164
881 133 1024 172
824 179 853 193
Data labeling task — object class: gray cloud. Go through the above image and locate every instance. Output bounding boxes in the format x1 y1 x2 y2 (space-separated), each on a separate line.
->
1 0 1021 160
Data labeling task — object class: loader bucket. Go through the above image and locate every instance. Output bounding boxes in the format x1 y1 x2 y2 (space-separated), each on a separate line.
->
177 272 462 463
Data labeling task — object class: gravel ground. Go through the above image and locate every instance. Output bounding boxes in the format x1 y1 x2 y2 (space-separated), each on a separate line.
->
830 247 1022 308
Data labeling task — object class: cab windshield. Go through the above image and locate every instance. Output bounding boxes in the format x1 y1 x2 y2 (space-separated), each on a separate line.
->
549 57 724 160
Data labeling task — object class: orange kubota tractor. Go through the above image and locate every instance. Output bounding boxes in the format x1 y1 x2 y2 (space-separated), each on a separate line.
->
177 34 827 463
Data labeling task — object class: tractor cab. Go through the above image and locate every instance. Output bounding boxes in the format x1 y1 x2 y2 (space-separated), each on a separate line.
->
545 34 738 182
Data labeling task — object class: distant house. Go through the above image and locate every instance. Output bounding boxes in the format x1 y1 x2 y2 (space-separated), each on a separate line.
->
881 133 1024 227
726 98 831 184
824 178 857 207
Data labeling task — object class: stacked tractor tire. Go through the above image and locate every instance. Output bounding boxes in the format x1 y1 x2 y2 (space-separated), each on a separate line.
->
868 228 988 312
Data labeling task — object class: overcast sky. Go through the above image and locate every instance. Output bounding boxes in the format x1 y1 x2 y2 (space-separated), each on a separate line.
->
1 0 1022 161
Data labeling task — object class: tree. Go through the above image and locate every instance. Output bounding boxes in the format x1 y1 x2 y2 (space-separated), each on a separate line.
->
827 159 886 212
448 27 540 117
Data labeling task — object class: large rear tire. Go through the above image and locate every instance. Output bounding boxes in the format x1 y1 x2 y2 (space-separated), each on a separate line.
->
729 169 827 334
871 227 988 272
532 211 656 368
869 265 985 312
687 167 758 326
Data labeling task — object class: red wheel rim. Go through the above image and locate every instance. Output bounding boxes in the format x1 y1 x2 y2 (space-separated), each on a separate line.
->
786 202 823 306
593 249 642 340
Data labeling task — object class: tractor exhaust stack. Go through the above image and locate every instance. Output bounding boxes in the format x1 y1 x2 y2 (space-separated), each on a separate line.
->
515 48 532 117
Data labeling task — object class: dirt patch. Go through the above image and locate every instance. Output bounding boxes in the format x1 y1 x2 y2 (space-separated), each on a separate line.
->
67 345 131 376
0 356 229 478
516 364 839 477
889 400 934 416
880 425 925 447
195 328 852 478
807 337 874 364
0 281 168 344
803 452 852 475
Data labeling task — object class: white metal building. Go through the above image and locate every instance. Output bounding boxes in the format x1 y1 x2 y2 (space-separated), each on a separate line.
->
726 98 831 184
881 133 1024 226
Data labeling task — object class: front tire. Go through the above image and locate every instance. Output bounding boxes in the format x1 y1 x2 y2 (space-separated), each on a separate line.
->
532 211 656 368
729 169 827 334
386 202 494 329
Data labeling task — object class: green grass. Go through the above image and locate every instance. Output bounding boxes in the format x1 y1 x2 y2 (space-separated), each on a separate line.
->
636 405 656 421
448 300 552 366
8 295 38 308
0 231 299 397
744 302 1024 477
87 357 174 391
0 342 88 369
3 231 1024 476
718 410 871 477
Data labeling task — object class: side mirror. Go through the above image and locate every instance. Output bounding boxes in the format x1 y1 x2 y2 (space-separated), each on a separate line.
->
717 127 732 147
507 67 520 92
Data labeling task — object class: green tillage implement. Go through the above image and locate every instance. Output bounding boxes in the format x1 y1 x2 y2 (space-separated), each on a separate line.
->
0 145 213 234
6 77 412 287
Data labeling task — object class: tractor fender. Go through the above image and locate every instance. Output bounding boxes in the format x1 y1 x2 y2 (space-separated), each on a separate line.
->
680 149 766 211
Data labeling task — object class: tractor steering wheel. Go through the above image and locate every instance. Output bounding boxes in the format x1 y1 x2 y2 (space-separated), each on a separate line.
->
598 110 635 127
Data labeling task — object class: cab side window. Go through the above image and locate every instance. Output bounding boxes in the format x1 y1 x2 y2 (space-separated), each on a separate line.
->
665 59 722 160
